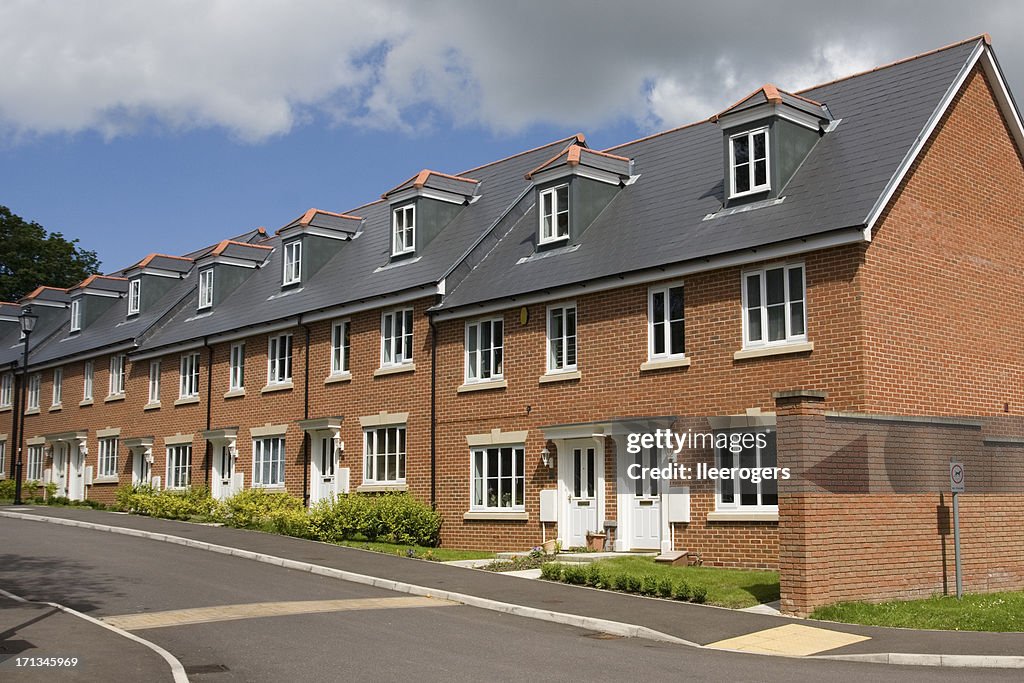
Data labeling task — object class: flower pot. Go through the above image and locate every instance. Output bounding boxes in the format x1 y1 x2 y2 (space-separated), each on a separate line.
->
542 539 558 555
586 532 607 552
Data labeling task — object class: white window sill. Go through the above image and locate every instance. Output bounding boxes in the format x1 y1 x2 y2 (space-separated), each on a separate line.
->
538 236 569 247
174 396 200 406
144 401 161 411
706 510 779 522
729 185 770 200
224 388 246 399
105 393 126 403
252 484 286 490
0 406 11 413
457 378 508 393
640 356 691 372
261 382 294 394
49 404 63 412
356 482 408 493
463 510 529 521
25 407 40 415
733 341 814 361
374 363 416 378
79 399 94 407
538 370 581 384
325 372 352 385
93 476 118 484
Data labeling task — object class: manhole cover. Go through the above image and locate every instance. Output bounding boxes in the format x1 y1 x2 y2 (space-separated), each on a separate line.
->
185 663 230 675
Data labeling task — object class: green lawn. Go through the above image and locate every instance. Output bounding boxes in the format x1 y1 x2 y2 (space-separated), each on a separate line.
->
811 592 1024 632
585 557 779 608
336 539 495 562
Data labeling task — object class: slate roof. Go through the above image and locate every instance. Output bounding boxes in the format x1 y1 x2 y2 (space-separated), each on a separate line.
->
436 37 985 312
382 170 480 199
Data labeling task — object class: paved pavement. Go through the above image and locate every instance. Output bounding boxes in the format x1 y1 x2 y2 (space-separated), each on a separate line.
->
4 505 1024 668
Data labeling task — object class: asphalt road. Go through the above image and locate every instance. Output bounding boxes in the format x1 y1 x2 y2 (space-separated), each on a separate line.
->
0 517 1020 682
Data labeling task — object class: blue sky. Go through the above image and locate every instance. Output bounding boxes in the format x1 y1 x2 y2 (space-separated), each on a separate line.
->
1 2 1021 272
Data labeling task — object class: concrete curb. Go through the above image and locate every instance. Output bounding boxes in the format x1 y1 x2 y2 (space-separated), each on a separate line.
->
0 511 695 647
7 509 1024 670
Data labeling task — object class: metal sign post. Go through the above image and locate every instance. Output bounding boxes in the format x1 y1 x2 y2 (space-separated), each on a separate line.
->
950 462 965 599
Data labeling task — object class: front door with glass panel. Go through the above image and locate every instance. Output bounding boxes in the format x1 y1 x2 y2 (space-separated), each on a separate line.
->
133 449 151 486
628 446 661 550
567 443 599 548
310 435 337 505
68 444 85 501
212 445 234 500
52 443 68 497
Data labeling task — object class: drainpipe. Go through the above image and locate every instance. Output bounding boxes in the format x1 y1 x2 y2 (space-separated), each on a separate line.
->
204 336 212 487
300 317 311 507
429 313 437 510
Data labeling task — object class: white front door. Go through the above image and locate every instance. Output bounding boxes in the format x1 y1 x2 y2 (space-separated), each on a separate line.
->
627 446 661 550
67 444 85 501
212 445 235 500
52 444 68 497
567 443 599 548
310 435 337 505
132 449 151 486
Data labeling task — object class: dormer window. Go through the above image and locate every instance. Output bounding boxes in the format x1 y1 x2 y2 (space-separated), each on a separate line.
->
730 128 769 197
539 184 569 244
282 240 302 286
198 269 214 310
392 205 415 256
70 299 81 332
127 279 141 315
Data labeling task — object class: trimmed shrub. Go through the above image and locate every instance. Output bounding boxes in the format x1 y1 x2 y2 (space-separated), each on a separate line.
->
218 489 303 529
640 574 658 596
657 577 674 599
308 493 441 547
691 586 708 604
583 564 602 587
671 580 692 601
262 508 313 538
562 564 586 585
0 478 15 500
540 563 564 581
112 484 216 520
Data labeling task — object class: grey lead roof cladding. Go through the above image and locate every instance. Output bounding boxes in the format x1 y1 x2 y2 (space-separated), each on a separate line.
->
134 255 193 274
437 40 980 311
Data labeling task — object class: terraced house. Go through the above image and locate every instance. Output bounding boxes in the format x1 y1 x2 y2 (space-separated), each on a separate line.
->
4 35 1024 615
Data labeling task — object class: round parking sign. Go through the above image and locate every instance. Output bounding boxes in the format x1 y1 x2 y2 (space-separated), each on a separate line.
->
950 462 965 493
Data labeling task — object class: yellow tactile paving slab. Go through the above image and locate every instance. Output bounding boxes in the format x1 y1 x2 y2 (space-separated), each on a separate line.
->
706 623 870 657
103 596 454 631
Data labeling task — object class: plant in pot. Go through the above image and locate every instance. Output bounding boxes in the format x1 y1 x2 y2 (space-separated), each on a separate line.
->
585 530 607 552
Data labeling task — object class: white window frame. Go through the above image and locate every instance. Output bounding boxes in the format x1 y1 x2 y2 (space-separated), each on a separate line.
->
392 204 415 256
252 436 286 488
538 184 570 244
198 269 214 310
545 302 577 373
1 372 13 408
127 278 141 315
179 353 200 398
648 283 686 361
166 445 192 490
363 425 406 484
109 355 126 396
148 360 161 404
465 318 504 383
27 373 41 410
70 299 82 332
98 437 118 478
267 334 293 385
715 430 778 513
380 308 413 367
330 320 351 377
282 240 302 286
51 367 62 407
742 263 806 349
82 361 93 402
229 342 245 390
470 445 525 511
26 445 44 481
729 127 770 198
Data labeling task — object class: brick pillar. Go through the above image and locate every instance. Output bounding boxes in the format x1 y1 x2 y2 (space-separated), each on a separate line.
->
774 389 828 617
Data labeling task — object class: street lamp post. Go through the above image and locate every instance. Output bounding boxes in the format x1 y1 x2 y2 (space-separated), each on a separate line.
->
13 308 38 505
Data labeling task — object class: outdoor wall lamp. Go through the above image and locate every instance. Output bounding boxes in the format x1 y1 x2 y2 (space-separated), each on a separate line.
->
541 448 554 469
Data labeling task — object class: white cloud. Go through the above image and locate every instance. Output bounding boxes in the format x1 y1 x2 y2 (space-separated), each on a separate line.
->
0 1 1018 142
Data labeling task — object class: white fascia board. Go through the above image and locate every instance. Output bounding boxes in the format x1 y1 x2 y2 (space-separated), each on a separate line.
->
129 268 185 279
530 165 623 187
980 48 1024 160
199 255 261 269
81 288 123 298
25 300 66 309
279 224 358 242
388 187 469 205
716 104 822 132
431 228 865 322
863 42 984 241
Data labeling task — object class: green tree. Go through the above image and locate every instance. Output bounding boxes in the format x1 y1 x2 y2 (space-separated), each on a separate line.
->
0 205 100 302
